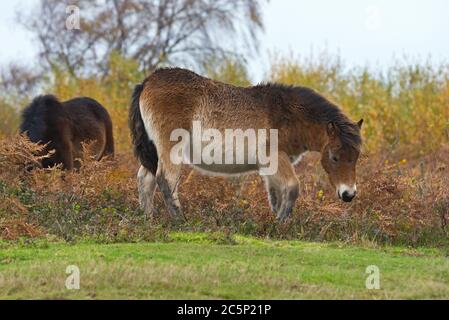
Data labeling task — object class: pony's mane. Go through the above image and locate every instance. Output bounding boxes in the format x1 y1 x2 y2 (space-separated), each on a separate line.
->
20 95 62 142
254 83 362 150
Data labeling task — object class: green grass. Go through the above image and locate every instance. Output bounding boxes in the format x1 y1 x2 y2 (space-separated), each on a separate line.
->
0 233 448 299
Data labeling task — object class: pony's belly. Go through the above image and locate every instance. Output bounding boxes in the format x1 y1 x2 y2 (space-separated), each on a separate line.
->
290 151 309 165
191 163 259 177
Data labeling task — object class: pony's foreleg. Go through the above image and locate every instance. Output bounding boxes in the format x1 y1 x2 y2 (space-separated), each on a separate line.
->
60 139 74 170
277 180 300 222
262 153 299 222
156 158 184 221
137 165 157 217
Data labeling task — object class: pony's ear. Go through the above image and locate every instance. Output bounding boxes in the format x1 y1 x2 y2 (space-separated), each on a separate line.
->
357 119 364 129
326 122 338 138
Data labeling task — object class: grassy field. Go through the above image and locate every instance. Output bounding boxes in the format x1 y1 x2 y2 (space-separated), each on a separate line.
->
1 232 448 300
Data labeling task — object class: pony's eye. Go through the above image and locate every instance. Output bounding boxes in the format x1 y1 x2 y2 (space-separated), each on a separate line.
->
332 156 339 163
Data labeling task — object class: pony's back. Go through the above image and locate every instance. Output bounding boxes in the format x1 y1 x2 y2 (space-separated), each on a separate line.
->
64 97 115 157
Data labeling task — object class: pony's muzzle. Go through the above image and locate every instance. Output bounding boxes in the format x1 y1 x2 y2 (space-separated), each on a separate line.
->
341 190 356 202
337 184 357 203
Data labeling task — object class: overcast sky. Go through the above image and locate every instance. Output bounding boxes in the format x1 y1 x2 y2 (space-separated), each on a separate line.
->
1 0 448 82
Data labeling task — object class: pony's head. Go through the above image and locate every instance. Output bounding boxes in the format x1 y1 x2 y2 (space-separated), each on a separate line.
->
321 119 363 203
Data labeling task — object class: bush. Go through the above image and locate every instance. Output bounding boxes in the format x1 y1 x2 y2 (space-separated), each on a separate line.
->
0 135 448 247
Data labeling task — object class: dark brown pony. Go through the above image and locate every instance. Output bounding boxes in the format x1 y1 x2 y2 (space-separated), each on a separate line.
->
130 68 363 221
21 95 114 170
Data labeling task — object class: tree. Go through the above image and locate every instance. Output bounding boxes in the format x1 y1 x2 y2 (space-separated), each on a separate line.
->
20 0 265 77
0 63 41 99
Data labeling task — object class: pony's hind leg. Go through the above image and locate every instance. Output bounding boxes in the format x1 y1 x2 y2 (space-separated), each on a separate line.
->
263 153 299 222
137 165 157 217
265 182 282 214
156 158 184 221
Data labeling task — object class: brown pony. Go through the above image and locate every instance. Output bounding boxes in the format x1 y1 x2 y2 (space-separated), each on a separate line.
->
21 95 114 170
129 68 363 221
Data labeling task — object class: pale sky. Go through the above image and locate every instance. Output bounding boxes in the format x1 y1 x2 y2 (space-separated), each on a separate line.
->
1 0 448 82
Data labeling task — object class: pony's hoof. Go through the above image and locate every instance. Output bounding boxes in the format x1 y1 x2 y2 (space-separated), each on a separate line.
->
276 215 289 223
171 212 187 224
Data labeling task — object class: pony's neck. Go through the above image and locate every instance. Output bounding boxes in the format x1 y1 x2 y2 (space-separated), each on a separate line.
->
301 122 329 153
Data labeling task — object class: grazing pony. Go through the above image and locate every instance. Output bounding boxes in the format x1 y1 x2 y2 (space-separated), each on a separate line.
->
130 68 363 221
21 95 114 170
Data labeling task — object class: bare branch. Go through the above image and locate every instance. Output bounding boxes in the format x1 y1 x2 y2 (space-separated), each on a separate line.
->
18 0 265 76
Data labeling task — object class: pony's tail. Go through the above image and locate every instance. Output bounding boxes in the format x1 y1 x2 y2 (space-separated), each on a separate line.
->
129 83 158 175
103 114 115 158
